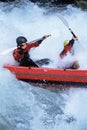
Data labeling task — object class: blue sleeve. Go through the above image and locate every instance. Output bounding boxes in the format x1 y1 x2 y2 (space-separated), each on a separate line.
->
37 39 43 44
69 39 75 46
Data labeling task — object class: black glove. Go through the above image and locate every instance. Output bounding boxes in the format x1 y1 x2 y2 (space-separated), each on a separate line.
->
19 48 24 55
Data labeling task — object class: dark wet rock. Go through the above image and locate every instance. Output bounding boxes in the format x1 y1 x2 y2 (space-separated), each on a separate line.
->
0 0 15 2
75 0 87 9
30 0 74 4
0 0 74 4
0 0 87 10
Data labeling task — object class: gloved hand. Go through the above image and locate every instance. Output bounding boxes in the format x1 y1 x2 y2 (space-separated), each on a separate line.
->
38 34 51 45
73 36 78 40
19 48 24 55
43 34 51 40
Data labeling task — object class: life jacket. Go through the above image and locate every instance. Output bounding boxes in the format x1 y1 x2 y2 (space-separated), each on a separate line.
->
13 42 40 61
13 49 24 61
60 45 72 58
60 39 75 59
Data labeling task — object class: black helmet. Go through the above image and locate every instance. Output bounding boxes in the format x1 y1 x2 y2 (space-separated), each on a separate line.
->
16 36 27 47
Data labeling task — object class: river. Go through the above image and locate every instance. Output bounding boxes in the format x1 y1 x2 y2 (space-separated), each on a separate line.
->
0 1 87 130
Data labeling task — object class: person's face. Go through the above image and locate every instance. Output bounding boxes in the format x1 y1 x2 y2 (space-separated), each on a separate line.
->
21 43 27 49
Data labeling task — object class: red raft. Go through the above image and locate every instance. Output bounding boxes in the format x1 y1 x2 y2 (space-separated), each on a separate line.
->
3 65 87 84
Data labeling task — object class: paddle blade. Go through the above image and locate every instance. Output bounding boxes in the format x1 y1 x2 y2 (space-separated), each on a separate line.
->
35 58 51 66
57 13 69 29
0 47 16 55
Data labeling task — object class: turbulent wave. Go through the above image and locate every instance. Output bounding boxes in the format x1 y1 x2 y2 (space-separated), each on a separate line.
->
0 1 87 130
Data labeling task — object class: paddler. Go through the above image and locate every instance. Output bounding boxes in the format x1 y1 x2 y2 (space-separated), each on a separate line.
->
13 35 49 67
59 36 80 69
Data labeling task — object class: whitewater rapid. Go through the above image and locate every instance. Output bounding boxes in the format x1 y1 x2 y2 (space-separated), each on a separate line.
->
0 1 87 130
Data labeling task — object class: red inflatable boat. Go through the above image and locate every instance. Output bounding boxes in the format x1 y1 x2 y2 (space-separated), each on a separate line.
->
3 65 87 84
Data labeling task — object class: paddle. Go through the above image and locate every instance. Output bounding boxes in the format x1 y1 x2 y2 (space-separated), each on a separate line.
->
0 34 51 55
0 47 16 55
57 13 76 37
57 13 84 49
35 58 52 66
